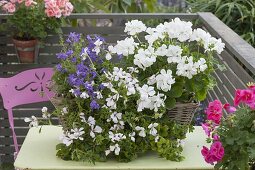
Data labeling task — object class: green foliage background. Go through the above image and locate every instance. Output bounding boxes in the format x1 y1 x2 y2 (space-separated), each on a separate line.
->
186 0 255 47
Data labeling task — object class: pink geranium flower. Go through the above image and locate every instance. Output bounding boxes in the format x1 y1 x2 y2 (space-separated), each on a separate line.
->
210 141 224 160
25 0 36 7
3 2 16 13
201 141 224 165
202 123 212 137
213 134 219 141
234 89 255 106
206 100 223 124
223 103 236 113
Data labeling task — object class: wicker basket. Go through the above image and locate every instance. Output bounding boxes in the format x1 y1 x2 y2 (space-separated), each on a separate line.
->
167 102 200 125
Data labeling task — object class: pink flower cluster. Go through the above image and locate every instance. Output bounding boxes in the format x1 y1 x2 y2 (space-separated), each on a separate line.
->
201 141 224 165
44 0 73 18
234 85 255 109
201 100 236 165
0 0 36 13
0 0 73 18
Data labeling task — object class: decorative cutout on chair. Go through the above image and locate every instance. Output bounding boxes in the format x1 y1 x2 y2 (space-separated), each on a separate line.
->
14 72 50 93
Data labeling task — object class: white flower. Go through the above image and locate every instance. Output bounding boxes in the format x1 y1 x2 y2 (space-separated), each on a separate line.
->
80 113 96 126
41 107 51 119
87 116 96 126
151 93 166 112
134 47 157 70
155 69 175 92
81 47 88 60
90 125 103 138
138 84 156 99
124 20 147 35
166 45 183 64
204 37 225 54
190 28 211 43
94 91 103 99
109 112 122 123
108 45 116 53
109 131 126 142
71 128 85 140
93 39 103 55
106 93 120 110
59 133 73 146
80 92 89 99
145 25 165 45
61 107 68 115
155 44 168 56
41 107 48 113
147 75 156 85
137 85 166 112
177 139 185 147
105 150 111 156
145 33 160 46
135 126 146 137
105 67 139 96
127 67 139 73
114 37 138 56
129 132 136 142
110 122 125 131
194 58 208 72
105 144 121 156
137 84 156 112
69 89 75 95
164 18 193 42
79 112 86 122
176 56 198 79
155 136 159 142
24 116 38 128
105 53 112 60
148 123 158 136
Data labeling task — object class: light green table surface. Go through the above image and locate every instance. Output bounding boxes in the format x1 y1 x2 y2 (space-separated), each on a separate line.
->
14 125 213 170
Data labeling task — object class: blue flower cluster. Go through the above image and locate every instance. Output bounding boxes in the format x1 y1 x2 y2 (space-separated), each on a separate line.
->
55 32 106 111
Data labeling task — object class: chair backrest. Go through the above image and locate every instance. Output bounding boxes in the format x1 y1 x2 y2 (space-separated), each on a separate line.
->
0 68 55 109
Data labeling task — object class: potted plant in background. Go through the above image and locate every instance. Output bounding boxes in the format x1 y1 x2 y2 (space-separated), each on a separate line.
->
201 84 255 169
0 0 73 63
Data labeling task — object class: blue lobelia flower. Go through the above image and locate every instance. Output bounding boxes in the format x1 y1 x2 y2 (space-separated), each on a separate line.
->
56 52 68 60
66 49 74 56
66 32 81 44
98 83 106 90
73 88 81 97
56 64 67 73
90 100 100 110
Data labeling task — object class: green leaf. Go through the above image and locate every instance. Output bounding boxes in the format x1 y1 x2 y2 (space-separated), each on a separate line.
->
168 83 184 98
195 87 207 101
165 97 176 109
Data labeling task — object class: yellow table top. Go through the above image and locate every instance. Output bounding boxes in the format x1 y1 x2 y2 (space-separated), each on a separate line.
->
14 125 213 170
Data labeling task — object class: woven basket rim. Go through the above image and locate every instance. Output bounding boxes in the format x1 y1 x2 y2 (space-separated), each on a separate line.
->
168 101 200 109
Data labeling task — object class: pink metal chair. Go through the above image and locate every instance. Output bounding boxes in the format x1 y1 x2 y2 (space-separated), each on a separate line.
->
0 68 55 156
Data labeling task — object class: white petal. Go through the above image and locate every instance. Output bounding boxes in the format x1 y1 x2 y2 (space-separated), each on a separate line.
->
110 145 115 151
24 117 31 122
105 150 111 156
114 145 120 155
94 126 102 133
90 131 95 138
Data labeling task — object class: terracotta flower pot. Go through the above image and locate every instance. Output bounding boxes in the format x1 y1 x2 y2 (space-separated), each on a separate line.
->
12 38 39 63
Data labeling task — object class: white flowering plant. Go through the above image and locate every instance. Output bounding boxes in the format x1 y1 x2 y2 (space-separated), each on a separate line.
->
25 18 225 163
108 19 225 109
